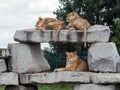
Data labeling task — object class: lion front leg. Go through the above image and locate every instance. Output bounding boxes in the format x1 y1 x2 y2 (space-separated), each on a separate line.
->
54 67 76 72
54 68 67 72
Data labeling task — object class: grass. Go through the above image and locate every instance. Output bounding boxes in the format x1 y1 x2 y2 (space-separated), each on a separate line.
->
0 84 74 90
0 86 4 90
38 84 74 90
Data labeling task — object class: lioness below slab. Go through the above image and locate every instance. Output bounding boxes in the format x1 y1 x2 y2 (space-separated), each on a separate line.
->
54 51 88 72
66 11 90 48
36 17 65 41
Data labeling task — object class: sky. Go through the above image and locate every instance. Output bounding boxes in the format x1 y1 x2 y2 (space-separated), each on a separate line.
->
0 0 60 49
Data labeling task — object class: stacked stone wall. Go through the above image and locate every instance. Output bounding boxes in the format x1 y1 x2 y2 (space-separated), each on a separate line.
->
0 25 120 90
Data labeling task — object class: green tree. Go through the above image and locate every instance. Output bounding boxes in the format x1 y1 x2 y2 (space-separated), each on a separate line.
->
52 0 120 52
43 0 120 70
55 0 120 26
43 47 66 71
112 18 120 53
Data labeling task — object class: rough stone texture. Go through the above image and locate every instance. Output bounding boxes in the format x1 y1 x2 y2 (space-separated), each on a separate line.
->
20 72 91 84
116 62 120 72
8 43 50 74
14 25 110 43
0 59 7 72
88 42 120 72
0 72 18 85
91 73 120 84
0 48 10 59
20 72 120 84
5 85 38 90
73 84 120 90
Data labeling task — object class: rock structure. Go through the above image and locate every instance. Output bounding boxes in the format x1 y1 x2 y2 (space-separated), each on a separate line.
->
88 42 120 72
7 43 50 73
0 25 120 90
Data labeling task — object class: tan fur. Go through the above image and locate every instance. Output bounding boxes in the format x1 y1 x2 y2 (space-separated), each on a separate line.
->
36 17 56 30
36 17 65 41
54 51 88 72
66 11 90 48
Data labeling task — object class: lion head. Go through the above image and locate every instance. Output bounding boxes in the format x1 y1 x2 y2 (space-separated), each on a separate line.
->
66 11 80 22
36 17 42 27
66 51 78 61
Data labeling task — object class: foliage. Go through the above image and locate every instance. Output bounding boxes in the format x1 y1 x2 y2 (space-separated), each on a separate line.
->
112 18 120 53
51 0 120 53
43 47 66 71
0 86 4 90
55 0 120 27
43 45 87 71
43 0 120 70
38 84 74 90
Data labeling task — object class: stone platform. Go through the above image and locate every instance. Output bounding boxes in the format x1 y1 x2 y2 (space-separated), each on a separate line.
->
14 25 110 43
20 72 120 84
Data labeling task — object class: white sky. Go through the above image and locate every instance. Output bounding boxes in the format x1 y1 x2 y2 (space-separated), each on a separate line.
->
0 0 60 49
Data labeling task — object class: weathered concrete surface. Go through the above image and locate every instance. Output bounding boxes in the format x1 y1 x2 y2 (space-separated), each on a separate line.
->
116 62 120 72
0 48 10 59
91 73 120 84
14 25 110 43
0 59 7 72
0 72 18 85
88 42 120 72
73 84 120 90
20 72 91 84
5 85 38 90
8 43 50 73
20 72 120 84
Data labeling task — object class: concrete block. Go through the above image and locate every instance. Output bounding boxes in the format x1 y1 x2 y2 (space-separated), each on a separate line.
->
20 72 91 84
88 42 120 72
7 43 50 73
0 59 7 72
0 72 18 85
14 25 110 43
91 73 120 84
73 84 120 90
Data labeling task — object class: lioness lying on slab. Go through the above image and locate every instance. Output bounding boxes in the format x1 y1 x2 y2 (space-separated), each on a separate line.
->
35 17 65 41
54 51 88 72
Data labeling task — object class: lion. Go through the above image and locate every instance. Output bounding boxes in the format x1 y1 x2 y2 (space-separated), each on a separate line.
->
54 51 88 72
36 17 65 41
66 11 90 48
35 17 56 30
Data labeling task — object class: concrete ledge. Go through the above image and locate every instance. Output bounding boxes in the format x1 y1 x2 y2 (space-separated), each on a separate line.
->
0 72 19 85
91 73 120 84
0 48 10 59
20 72 91 84
20 72 120 84
14 25 110 43
74 84 120 90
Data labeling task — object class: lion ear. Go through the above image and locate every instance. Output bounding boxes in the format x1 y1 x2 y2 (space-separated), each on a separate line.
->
39 17 42 20
74 51 77 55
66 51 69 55
72 11 76 14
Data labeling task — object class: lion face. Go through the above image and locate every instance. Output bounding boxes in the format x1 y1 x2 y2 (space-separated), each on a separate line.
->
66 51 78 60
66 11 78 22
